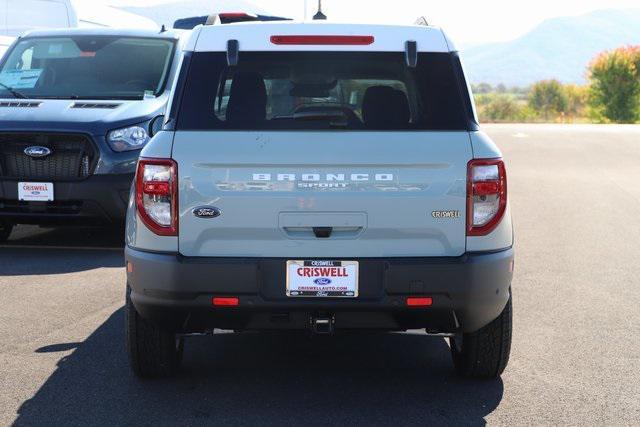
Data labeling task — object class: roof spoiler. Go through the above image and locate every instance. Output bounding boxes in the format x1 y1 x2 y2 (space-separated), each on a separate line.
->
405 40 417 68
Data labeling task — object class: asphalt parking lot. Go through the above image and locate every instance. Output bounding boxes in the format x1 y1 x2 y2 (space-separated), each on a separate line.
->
1 124 639 426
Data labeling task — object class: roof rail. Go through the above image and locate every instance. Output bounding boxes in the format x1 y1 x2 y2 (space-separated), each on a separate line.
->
205 14 219 25
415 16 429 26
202 13 258 26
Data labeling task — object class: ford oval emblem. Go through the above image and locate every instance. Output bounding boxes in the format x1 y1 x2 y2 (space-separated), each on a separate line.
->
314 278 332 286
24 146 52 158
193 206 222 219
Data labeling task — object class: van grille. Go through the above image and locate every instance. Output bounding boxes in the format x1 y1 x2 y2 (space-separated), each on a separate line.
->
0 133 97 181
0 199 84 215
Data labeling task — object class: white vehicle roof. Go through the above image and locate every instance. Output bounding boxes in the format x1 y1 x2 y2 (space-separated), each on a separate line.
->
187 22 457 53
73 2 158 30
1 0 78 37
0 0 157 38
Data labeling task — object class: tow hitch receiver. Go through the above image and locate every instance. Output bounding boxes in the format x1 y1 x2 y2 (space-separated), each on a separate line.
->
311 314 335 334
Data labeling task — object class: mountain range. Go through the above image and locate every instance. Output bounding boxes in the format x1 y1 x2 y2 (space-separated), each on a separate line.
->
120 4 640 87
461 9 640 86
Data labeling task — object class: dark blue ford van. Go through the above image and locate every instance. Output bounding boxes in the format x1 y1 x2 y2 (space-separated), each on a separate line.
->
0 28 186 240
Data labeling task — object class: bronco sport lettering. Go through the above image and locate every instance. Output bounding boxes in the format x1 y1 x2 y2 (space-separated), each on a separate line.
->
252 173 395 182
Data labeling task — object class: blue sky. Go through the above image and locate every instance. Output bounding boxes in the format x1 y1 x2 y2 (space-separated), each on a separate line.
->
101 0 640 44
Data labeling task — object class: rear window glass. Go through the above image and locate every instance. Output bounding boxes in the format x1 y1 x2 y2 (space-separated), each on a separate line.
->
176 52 470 131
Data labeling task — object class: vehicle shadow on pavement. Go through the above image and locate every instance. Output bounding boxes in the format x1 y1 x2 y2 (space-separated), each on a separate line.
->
15 309 503 425
0 247 124 276
4 225 125 249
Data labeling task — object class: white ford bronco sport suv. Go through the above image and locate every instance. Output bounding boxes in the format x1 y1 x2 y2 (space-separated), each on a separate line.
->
125 19 514 379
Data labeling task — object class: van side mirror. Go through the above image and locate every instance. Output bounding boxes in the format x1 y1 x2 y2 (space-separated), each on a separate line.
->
149 115 165 137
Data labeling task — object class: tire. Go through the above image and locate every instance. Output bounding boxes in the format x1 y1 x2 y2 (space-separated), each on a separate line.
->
0 220 14 242
450 294 512 379
126 286 183 378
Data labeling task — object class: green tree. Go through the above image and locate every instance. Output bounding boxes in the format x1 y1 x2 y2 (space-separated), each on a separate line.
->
563 84 589 120
472 83 493 94
588 46 640 123
528 80 568 120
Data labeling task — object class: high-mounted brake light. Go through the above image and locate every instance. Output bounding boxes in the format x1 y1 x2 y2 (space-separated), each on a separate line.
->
467 159 507 236
270 35 375 46
219 12 257 19
136 158 178 236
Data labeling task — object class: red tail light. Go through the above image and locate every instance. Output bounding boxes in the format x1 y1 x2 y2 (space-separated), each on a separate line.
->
270 35 375 45
135 158 178 236
213 297 239 307
406 297 433 307
467 158 507 236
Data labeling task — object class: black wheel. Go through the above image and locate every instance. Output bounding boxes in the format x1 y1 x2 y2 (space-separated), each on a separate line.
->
450 294 512 379
126 286 183 378
0 220 14 242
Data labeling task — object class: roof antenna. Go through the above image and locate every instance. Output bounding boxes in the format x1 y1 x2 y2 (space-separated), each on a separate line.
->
313 0 327 20
160 24 167 33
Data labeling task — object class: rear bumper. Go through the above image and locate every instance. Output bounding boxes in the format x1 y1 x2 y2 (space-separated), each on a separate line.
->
0 174 133 225
126 247 514 334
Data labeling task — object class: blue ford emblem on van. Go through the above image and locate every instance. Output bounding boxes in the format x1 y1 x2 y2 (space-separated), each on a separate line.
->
24 146 52 158
314 278 332 286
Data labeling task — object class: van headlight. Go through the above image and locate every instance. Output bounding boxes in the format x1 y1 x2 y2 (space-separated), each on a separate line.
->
107 124 150 152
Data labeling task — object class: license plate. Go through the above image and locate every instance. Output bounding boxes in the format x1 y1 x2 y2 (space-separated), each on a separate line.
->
286 260 359 298
18 182 54 201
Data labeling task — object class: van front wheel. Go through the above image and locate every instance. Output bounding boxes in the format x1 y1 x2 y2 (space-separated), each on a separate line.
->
126 286 183 378
0 220 14 242
450 294 512 379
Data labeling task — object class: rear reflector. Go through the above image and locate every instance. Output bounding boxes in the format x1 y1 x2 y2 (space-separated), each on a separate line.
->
472 181 500 196
212 297 239 307
270 35 375 45
406 297 433 307
143 181 171 196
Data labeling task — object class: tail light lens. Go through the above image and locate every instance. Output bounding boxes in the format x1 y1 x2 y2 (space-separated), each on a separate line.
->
406 297 433 307
135 158 178 236
467 159 507 236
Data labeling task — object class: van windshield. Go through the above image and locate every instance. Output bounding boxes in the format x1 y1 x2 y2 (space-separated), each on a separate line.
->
0 36 175 100
176 52 472 131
